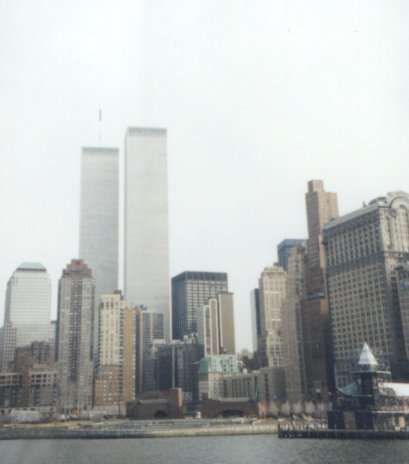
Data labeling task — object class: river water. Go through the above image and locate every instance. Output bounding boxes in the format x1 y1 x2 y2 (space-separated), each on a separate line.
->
1 435 409 464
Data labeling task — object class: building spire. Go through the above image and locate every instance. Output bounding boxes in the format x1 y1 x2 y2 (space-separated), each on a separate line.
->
358 343 378 371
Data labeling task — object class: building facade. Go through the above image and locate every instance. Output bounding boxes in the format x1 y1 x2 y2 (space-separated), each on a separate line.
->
198 355 239 400
157 335 202 404
56 259 95 412
197 292 236 356
303 180 338 400
257 264 287 368
124 128 170 340
397 264 409 363
79 147 119 356
135 308 165 393
324 192 409 388
93 292 138 409
277 239 306 272
250 289 261 354
172 271 228 341
281 246 307 404
0 263 53 371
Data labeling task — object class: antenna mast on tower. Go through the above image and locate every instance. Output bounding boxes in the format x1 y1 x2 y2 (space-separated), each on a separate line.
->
98 108 103 144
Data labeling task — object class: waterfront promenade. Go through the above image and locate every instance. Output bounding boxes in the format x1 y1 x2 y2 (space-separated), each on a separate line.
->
0 418 278 440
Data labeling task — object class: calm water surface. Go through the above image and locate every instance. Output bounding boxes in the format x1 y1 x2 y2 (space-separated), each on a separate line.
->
1 435 409 464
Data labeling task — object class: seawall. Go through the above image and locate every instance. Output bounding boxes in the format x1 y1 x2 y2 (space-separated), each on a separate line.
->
0 422 278 440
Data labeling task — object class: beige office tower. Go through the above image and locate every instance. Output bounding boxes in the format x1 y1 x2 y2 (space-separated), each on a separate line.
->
94 292 138 408
257 264 287 368
303 180 338 400
124 128 170 341
324 192 409 388
281 247 307 404
197 292 236 356
56 260 94 412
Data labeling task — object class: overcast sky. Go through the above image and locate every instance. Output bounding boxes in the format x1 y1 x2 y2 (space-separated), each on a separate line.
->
1 1 409 350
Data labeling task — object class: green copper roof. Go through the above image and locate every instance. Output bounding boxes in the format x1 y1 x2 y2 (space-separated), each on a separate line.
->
17 262 47 271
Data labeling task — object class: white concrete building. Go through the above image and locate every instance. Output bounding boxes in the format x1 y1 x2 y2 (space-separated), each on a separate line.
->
257 264 287 368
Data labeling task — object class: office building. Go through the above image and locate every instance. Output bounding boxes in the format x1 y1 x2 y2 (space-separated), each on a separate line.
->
250 289 261 354
277 239 306 272
220 367 286 405
172 271 228 340
397 264 409 363
324 192 409 387
281 246 307 404
135 308 165 393
198 355 239 400
257 264 287 368
157 335 202 404
197 293 236 356
124 128 170 340
0 263 53 371
79 147 119 356
94 292 138 408
303 180 338 400
56 259 95 411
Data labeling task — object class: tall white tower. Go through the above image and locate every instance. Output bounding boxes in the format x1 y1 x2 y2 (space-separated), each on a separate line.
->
124 128 170 340
79 147 119 354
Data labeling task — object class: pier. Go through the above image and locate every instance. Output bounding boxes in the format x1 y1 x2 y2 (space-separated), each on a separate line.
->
278 424 409 440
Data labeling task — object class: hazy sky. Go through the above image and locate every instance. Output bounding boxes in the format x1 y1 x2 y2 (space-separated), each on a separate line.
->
1 1 409 350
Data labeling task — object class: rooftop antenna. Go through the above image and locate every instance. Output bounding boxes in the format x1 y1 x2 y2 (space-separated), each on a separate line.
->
98 108 103 144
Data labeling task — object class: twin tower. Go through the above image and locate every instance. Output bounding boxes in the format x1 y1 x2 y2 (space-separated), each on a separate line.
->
79 127 170 341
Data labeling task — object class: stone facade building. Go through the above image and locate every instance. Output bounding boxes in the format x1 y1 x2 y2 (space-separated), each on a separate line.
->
56 259 95 412
281 246 307 404
93 292 138 409
257 264 287 368
303 180 338 400
324 192 409 387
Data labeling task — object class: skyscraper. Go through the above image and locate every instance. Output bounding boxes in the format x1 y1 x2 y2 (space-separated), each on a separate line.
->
124 128 170 340
257 264 287 368
281 246 307 404
197 292 236 356
303 180 338 400
250 289 261 353
0 263 53 371
277 239 306 272
79 147 119 355
94 292 138 408
56 259 94 411
135 308 165 393
324 192 409 387
171 271 228 340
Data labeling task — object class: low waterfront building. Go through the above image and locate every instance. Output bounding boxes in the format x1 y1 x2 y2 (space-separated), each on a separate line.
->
198 355 239 401
329 343 409 430
220 367 286 405
126 389 184 420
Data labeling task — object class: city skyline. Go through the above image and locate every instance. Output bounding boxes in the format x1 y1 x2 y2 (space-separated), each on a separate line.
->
1 1 409 351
